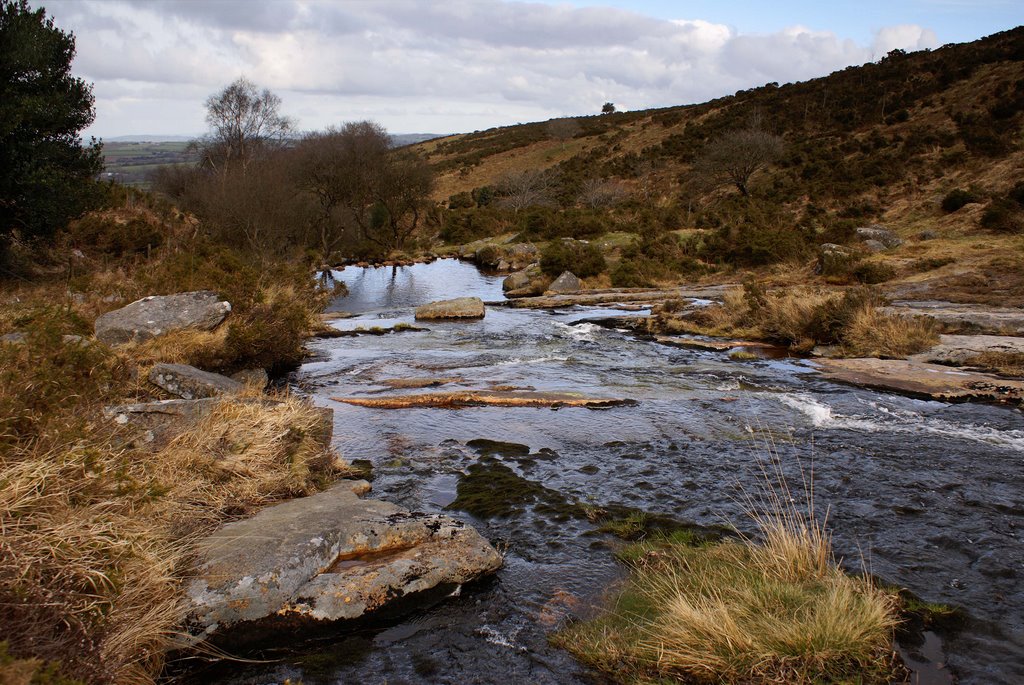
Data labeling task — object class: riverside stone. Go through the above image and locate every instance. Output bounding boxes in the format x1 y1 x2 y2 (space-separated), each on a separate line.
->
815 358 1024 403
185 482 502 645
94 291 231 345
415 297 485 320
149 363 244 399
333 390 637 409
881 301 1024 335
546 271 582 295
913 334 1024 366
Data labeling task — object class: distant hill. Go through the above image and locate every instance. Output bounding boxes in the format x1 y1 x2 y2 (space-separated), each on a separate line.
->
412 26 1024 304
103 135 196 142
390 133 447 147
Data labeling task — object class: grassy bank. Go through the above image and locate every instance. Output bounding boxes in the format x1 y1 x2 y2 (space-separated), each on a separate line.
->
653 284 939 358
0 199 346 682
554 464 902 684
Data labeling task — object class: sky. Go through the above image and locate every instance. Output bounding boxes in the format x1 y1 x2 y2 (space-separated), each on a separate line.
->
43 0 1023 139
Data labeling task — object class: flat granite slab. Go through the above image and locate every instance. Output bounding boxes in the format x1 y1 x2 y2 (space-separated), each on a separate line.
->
882 301 1024 335
332 390 637 409
186 481 502 646
815 358 1024 403
655 335 778 352
506 285 735 309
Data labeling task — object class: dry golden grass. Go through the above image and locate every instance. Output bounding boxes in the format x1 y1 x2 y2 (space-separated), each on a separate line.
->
962 351 1024 378
554 448 902 684
842 306 939 359
1 382 342 683
655 285 938 358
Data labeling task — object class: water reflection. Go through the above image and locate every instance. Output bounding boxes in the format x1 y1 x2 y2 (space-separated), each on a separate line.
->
328 259 505 314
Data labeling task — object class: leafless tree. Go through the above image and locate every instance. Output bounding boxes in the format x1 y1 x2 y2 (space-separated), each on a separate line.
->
293 121 432 253
497 169 558 213
200 77 295 173
577 178 628 208
695 116 784 196
547 118 581 149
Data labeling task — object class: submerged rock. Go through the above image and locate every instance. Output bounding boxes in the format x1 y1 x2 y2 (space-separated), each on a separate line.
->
94 291 231 345
546 271 582 295
333 390 637 409
815 358 1024 403
185 482 502 646
415 297 486 320
655 335 777 352
149 363 244 399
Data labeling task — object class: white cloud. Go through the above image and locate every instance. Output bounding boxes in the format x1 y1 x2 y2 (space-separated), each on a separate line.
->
43 0 943 137
871 25 940 57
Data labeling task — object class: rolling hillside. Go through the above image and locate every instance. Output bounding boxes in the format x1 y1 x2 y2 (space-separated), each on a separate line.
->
413 26 1024 305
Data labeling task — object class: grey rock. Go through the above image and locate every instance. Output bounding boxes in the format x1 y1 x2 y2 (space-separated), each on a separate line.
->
816 243 855 274
94 291 231 345
104 398 223 447
149 363 244 399
0 332 26 344
231 368 270 389
855 225 903 249
185 483 502 644
502 268 536 292
881 301 1024 336
816 357 1024 403
546 271 582 295
918 230 938 241
912 334 1024 366
415 297 486 320
862 239 887 253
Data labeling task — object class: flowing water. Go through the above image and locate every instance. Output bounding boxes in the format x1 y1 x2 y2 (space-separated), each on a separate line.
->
215 259 1023 685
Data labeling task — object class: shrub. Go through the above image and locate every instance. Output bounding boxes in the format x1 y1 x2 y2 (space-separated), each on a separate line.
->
853 261 897 284
940 188 980 213
980 198 1024 234
540 240 606 278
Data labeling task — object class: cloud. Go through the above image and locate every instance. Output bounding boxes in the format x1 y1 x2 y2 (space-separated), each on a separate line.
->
42 0 943 136
872 25 940 57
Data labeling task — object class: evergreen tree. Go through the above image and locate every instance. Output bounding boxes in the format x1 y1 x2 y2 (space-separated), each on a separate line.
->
0 0 102 259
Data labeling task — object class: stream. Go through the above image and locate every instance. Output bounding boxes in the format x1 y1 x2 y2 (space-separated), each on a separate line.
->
217 259 1023 685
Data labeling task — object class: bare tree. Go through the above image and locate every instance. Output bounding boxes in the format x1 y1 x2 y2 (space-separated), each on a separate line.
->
577 178 628 208
293 121 432 254
497 169 558 213
695 116 784 197
546 118 581 149
200 77 294 173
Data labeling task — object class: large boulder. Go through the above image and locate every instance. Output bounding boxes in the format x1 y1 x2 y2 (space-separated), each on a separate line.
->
815 243 855 274
95 291 231 345
912 334 1024 366
149 363 244 399
185 483 503 646
415 297 485 320
855 225 903 249
502 265 540 292
545 271 582 295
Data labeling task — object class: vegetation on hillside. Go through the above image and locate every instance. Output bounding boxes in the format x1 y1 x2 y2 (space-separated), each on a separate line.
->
417 27 1024 296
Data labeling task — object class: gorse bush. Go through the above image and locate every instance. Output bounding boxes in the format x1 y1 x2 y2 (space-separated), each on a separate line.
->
941 188 980 213
540 239 607 278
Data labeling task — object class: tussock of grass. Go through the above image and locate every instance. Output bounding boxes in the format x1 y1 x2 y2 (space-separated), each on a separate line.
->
656 284 937 358
0 324 342 684
962 351 1024 377
842 306 939 359
554 450 902 684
